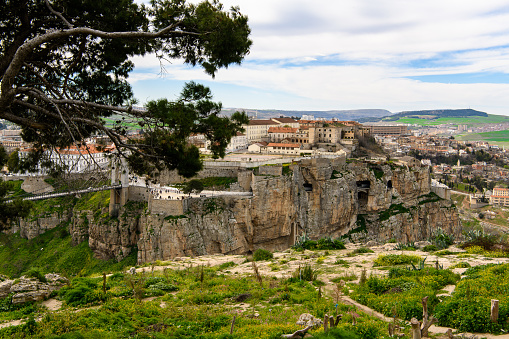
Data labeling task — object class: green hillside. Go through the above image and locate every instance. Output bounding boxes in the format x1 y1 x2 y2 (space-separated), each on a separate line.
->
456 130 509 145
392 115 509 126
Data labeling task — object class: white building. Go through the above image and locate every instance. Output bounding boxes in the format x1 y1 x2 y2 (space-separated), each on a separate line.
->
18 144 114 174
226 133 248 152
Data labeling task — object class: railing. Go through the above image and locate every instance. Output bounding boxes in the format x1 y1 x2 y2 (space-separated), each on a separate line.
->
5 185 121 203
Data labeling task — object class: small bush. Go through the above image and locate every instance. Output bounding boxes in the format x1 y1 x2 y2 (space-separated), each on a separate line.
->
293 234 345 251
59 277 103 307
310 327 360 339
449 262 471 269
293 264 318 281
423 245 438 252
434 250 456 256
373 254 421 266
352 247 374 254
22 267 47 283
462 229 499 251
253 248 273 261
395 242 417 251
429 228 455 250
218 261 236 270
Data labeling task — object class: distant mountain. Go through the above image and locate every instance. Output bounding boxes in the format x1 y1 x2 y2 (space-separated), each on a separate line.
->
357 108 488 123
221 108 392 121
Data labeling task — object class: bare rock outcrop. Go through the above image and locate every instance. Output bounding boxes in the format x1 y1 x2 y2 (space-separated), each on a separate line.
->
0 274 68 304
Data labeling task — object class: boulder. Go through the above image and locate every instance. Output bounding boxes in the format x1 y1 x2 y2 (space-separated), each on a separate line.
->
296 313 323 328
3 274 68 304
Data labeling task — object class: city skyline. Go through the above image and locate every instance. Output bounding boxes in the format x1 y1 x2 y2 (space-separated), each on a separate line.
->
130 0 509 116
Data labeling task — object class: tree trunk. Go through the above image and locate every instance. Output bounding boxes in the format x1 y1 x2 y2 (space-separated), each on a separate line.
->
491 299 499 323
411 318 421 339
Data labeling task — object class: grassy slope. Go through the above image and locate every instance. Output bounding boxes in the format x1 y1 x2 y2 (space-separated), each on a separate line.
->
393 114 509 126
456 130 509 145
0 188 132 278
0 227 137 278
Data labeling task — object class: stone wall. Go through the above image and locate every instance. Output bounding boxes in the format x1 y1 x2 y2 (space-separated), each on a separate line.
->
128 186 150 202
148 197 189 216
431 185 451 200
158 167 238 185
258 165 282 176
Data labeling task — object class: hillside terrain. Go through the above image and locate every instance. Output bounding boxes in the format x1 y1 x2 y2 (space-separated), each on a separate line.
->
0 233 508 338
358 108 500 124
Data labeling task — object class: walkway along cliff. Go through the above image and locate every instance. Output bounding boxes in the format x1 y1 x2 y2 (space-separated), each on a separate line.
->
12 157 461 264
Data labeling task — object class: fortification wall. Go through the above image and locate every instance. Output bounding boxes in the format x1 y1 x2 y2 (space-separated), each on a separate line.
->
148 196 189 215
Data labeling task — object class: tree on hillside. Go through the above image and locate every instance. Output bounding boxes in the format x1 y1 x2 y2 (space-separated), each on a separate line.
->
0 0 251 177
0 146 7 171
7 150 20 173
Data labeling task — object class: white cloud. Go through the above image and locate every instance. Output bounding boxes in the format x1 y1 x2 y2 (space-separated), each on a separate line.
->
129 0 509 115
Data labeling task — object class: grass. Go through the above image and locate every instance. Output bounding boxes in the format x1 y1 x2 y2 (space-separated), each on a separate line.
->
456 129 509 144
373 254 422 266
392 115 509 126
0 259 392 339
0 227 137 278
434 263 509 333
351 267 459 321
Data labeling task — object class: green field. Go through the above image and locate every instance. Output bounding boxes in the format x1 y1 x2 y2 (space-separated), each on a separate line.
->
456 130 509 146
391 114 509 126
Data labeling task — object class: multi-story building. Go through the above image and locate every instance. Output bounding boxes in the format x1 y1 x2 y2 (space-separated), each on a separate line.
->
364 125 408 136
490 187 509 206
243 118 299 142
18 144 114 174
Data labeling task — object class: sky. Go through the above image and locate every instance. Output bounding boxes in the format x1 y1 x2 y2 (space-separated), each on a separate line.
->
130 0 509 116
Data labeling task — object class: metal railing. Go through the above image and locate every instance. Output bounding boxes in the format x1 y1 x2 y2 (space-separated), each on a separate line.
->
5 185 121 203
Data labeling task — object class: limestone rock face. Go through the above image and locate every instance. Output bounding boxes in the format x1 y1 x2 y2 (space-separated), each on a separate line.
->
11 212 65 240
0 274 68 304
81 207 142 261
134 159 460 263
15 158 462 264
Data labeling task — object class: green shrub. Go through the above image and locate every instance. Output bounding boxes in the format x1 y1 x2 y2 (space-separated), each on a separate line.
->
352 247 374 254
430 228 455 249
449 262 471 269
373 254 421 266
59 277 103 307
310 327 360 339
22 267 47 283
218 261 236 270
434 250 456 256
423 244 438 252
293 264 318 281
253 249 273 261
293 235 345 251
434 263 509 333
394 242 417 251
462 229 500 251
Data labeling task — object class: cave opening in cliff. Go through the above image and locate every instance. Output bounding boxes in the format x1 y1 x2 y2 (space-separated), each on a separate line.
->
358 191 368 206
387 180 393 189
303 183 313 192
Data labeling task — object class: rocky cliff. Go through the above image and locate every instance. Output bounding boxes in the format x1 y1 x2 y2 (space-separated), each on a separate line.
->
13 158 462 264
